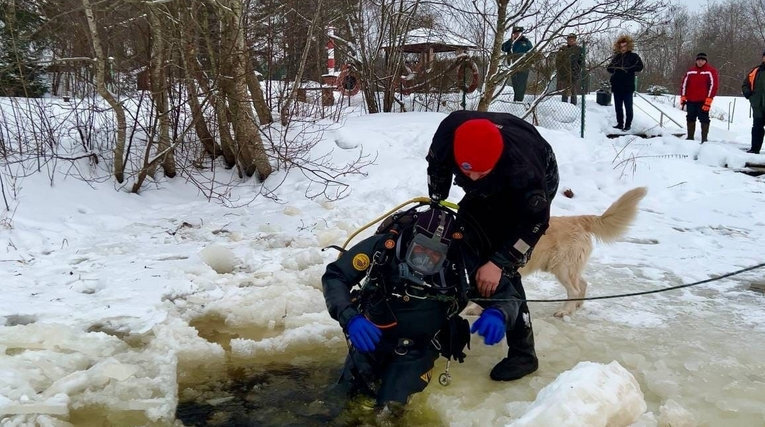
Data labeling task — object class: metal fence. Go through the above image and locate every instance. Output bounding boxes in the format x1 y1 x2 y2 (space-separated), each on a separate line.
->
489 41 589 137
400 43 590 137
295 55 591 138
488 81 585 137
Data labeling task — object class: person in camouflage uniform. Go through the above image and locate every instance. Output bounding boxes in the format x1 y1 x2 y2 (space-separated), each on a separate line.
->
555 33 584 105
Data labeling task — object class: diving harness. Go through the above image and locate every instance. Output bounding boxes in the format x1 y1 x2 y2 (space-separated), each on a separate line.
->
328 198 469 386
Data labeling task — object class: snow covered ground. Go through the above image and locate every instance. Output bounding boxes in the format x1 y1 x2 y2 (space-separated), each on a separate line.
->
1 92 765 426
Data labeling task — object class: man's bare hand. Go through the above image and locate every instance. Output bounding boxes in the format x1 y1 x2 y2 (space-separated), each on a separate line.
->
476 261 502 297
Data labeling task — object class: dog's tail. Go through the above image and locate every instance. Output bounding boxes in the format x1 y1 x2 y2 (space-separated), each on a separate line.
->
582 187 647 242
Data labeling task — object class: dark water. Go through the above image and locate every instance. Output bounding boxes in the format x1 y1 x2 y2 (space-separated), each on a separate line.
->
177 363 341 426
178 313 442 426
175 362 412 427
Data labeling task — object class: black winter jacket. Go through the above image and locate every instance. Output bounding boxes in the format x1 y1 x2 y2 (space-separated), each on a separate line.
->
606 51 644 94
742 64 765 113
426 111 559 270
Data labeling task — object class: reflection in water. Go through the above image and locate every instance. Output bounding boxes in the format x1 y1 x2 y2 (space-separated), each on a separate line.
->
175 362 441 426
176 363 345 426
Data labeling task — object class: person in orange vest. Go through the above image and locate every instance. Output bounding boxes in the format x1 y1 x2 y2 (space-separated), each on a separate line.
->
742 50 765 154
680 53 719 143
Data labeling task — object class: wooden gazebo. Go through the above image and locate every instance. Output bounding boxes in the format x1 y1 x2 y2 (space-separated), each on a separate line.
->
384 28 480 94
392 27 477 59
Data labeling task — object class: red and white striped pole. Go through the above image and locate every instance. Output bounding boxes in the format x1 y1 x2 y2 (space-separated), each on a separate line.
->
327 26 336 74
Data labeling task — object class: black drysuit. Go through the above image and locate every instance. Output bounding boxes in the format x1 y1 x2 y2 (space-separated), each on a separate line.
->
322 216 526 406
426 110 559 364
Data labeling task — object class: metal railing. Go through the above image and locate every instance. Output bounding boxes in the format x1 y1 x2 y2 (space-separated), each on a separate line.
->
633 92 684 128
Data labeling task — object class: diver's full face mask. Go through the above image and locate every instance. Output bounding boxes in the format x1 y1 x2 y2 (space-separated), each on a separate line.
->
405 232 449 275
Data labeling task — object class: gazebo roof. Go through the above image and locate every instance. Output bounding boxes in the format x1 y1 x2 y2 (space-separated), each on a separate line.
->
387 28 477 53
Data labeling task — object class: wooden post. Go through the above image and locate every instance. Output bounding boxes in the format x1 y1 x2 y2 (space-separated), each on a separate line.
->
321 87 334 106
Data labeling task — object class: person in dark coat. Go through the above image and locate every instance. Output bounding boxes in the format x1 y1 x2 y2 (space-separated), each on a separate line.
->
680 52 719 143
426 110 559 382
555 33 584 105
742 50 765 154
502 26 534 102
606 35 644 131
322 205 516 417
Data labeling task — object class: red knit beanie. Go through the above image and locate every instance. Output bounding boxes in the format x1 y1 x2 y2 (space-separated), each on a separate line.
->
453 119 503 173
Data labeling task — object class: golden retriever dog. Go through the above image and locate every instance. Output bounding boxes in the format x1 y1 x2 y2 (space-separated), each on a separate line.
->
464 187 647 318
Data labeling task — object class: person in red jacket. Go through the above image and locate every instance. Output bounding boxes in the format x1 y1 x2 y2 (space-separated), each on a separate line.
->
680 52 719 143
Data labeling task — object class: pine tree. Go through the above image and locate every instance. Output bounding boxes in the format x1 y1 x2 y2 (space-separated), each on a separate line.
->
0 1 48 97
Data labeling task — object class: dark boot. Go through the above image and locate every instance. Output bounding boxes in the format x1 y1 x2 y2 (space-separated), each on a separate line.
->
686 121 696 140
490 317 538 381
612 124 623 130
700 122 709 143
752 125 765 154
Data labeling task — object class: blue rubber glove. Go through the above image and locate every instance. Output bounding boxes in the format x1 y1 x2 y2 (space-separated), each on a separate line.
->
470 308 506 345
347 315 382 352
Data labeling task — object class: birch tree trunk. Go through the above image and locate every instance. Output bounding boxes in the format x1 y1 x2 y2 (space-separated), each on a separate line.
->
148 7 176 178
178 4 222 159
279 0 323 126
477 0 509 112
221 0 272 180
81 0 128 183
245 58 273 125
200 4 240 170
179 43 221 159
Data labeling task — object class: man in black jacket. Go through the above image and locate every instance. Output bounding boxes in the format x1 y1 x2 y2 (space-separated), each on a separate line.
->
322 205 518 416
606 35 644 131
426 110 559 381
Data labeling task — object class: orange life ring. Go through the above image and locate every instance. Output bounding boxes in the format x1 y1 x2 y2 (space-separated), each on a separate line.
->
336 65 361 96
457 60 480 93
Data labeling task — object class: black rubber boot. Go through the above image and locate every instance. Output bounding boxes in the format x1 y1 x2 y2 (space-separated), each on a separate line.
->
751 126 765 154
701 123 709 143
490 316 538 381
686 121 696 140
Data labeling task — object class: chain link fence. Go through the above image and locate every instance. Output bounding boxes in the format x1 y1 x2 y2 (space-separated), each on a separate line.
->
396 43 591 136
489 42 589 136
488 82 585 136
296 44 595 138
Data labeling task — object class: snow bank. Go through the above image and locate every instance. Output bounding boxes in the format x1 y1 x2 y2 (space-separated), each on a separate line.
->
510 361 646 426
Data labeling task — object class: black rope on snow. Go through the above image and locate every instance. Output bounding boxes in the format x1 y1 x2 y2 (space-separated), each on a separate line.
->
470 262 765 303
